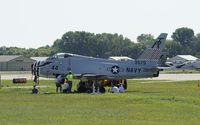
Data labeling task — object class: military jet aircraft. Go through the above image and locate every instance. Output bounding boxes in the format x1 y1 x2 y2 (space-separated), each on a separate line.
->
174 60 200 71
32 33 167 91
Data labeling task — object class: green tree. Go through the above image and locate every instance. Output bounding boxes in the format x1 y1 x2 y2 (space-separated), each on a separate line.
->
164 40 182 57
137 34 154 47
130 43 146 59
191 33 200 57
52 31 134 58
171 27 194 46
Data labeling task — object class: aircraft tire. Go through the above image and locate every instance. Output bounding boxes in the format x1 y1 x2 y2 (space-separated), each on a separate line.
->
32 88 38 94
86 88 92 93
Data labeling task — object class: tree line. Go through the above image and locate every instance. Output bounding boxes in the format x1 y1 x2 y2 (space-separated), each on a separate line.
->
1 27 200 59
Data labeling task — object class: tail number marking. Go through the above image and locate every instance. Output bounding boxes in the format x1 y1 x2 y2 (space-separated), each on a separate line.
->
135 61 146 65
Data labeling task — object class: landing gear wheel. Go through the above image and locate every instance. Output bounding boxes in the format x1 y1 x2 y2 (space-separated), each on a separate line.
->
32 88 38 94
32 85 39 94
123 79 127 90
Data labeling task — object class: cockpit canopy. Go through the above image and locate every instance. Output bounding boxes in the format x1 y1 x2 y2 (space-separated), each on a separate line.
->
47 53 73 60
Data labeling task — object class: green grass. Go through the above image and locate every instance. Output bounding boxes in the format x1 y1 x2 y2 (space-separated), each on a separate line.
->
1 80 200 125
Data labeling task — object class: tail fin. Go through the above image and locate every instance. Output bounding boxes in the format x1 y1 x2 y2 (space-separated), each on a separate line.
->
137 33 167 60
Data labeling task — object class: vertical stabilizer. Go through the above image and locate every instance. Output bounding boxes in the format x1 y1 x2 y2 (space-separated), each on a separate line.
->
137 33 167 60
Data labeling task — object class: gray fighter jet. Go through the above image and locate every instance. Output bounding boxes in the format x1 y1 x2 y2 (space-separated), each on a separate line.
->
32 33 167 90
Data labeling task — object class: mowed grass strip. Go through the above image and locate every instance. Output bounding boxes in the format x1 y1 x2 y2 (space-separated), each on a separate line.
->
0 80 200 125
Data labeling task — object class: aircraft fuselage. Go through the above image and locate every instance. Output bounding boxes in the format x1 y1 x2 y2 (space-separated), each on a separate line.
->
38 53 159 80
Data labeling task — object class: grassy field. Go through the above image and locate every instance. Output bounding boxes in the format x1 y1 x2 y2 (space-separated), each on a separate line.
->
1 79 200 125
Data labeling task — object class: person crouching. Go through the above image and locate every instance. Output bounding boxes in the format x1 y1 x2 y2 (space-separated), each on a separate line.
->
63 80 70 93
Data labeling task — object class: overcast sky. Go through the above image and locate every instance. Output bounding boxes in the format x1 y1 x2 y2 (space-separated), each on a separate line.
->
0 0 200 48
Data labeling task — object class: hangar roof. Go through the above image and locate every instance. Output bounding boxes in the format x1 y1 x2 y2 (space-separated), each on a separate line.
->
0 55 21 62
168 55 198 63
177 55 198 61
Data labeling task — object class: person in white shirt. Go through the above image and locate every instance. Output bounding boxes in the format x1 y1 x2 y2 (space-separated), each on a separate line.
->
63 82 70 93
119 84 125 93
111 86 119 93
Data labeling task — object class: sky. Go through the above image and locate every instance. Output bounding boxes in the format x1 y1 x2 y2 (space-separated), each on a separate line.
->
0 0 200 48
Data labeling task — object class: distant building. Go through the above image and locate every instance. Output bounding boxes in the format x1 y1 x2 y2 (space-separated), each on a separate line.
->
0 55 35 71
167 55 198 65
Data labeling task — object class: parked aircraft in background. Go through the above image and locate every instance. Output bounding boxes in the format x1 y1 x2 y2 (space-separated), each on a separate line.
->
175 60 200 71
32 33 167 91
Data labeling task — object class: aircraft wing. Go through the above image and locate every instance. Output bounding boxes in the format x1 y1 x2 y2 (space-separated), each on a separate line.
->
157 66 176 70
74 73 107 81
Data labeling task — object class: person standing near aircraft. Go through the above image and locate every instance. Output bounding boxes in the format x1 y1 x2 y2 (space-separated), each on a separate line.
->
55 74 63 93
66 71 73 92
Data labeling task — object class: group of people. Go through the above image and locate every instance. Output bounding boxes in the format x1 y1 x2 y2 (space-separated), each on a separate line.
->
55 71 125 94
55 71 73 93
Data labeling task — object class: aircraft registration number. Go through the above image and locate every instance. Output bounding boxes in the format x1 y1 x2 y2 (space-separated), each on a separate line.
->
135 61 146 65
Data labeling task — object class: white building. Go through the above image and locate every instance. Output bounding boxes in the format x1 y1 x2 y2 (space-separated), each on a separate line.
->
167 55 198 65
